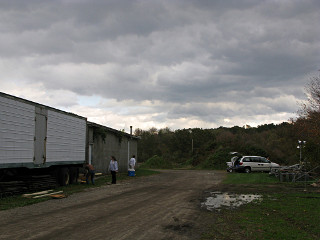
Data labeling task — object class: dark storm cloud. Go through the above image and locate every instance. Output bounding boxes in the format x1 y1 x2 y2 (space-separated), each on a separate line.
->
1 0 319 129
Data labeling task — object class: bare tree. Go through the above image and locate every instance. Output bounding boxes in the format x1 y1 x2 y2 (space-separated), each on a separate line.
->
299 75 320 117
134 128 143 136
295 74 320 165
148 127 158 135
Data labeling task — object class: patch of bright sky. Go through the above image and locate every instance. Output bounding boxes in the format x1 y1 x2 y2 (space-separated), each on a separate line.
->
77 95 102 107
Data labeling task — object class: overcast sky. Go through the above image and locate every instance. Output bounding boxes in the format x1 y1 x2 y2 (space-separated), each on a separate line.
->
1 0 319 132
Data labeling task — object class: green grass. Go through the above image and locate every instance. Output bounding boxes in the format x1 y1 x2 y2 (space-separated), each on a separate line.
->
236 193 320 240
0 195 51 210
222 172 279 184
0 168 159 211
202 173 320 240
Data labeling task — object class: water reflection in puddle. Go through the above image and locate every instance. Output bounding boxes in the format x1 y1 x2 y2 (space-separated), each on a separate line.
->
202 192 262 211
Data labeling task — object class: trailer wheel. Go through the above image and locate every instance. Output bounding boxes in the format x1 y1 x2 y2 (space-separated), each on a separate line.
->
58 167 70 186
0 170 5 181
69 167 79 184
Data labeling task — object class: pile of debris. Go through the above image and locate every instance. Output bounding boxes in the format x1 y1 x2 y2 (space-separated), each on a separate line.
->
270 164 320 184
0 175 58 198
311 180 320 188
23 190 66 199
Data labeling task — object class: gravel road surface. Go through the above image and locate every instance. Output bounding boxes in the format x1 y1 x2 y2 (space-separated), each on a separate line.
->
0 170 225 240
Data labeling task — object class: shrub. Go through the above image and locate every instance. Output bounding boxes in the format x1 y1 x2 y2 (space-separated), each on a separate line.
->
201 148 231 170
139 155 173 169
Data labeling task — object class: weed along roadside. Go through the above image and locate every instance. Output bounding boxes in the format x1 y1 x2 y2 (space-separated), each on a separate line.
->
0 169 159 211
200 173 320 240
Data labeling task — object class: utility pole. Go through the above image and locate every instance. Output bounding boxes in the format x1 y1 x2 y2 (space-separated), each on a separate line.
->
297 140 306 164
189 129 193 154
297 140 307 190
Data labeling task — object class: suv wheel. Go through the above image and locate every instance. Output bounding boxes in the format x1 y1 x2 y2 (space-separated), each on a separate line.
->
244 167 251 173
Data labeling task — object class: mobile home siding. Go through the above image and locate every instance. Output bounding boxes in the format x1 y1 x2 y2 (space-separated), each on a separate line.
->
46 110 86 164
0 92 87 169
0 95 35 165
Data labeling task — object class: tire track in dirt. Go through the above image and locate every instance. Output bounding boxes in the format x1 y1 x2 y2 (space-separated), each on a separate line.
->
0 170 225 240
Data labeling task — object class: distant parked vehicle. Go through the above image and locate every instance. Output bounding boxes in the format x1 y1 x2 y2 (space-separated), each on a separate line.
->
227 155 279 173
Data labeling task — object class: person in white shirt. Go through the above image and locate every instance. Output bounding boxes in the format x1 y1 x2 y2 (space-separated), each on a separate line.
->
108 156 118 184
129 155 136 170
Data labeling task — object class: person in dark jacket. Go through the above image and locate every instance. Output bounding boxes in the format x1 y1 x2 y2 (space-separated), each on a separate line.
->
85 163 95 185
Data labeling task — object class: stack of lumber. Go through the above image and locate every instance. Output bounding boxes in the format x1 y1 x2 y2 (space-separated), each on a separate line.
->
22 190 65 199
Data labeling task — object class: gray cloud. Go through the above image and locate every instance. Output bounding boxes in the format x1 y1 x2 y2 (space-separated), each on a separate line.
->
1 0 319 130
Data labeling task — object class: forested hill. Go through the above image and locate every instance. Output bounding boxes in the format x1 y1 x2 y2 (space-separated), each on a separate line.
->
135 75 320 170
135 122 307 170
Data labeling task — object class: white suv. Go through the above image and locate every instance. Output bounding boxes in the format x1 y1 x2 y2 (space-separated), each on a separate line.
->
227 156 279 173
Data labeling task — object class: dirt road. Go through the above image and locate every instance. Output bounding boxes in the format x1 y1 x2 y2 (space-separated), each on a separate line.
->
0 170 225 240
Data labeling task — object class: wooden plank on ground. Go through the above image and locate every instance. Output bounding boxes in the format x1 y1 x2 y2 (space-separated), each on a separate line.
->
32 191 63 199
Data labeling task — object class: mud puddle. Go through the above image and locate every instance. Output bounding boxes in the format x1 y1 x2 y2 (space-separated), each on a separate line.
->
201 192 262 211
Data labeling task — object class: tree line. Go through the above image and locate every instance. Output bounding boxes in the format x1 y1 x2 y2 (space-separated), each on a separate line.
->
134 74 320 170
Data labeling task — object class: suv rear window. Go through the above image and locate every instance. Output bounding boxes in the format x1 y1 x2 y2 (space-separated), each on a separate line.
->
253 157 261 162
245 157 261 162
242 157 268 162
260 157 268 163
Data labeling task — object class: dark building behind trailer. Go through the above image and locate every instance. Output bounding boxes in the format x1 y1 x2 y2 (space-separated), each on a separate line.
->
87 122 138 174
